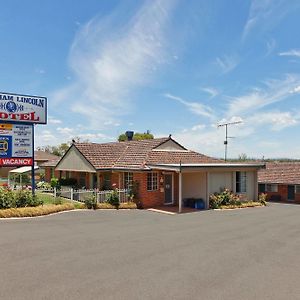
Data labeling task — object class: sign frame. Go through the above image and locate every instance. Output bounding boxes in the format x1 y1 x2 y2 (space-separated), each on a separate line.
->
0 91 47 125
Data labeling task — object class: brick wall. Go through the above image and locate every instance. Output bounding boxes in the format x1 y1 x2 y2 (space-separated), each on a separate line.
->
265 184 300 204
133 172 164 208
44 167 59 182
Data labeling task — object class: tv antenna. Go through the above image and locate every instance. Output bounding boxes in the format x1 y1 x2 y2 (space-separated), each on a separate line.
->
218 121 242 161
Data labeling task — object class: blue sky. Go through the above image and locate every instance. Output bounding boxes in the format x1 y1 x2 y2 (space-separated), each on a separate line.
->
1 0 300 158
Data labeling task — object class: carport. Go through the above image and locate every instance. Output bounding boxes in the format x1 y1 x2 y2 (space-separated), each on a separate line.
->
148 162 264 213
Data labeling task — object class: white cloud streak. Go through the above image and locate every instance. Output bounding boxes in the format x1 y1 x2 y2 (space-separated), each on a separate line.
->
227 74 300 117
215 55 239 74
200 87 219 98
164 93 213 119
52 0 177 129
242 0 297 40
279 49 300 58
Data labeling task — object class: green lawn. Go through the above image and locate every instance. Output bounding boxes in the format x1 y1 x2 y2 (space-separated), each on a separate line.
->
36 192 66 204
37 192 84 209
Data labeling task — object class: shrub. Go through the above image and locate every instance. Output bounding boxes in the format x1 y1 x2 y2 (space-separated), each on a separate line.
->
0 188 16 209
84 195 97 209
15 190 43 207
0 188 43 209
259 193 267 206
209 189 242 209
36 181 52 190
50 177 60 188
59 177 77 187
106 189 120 209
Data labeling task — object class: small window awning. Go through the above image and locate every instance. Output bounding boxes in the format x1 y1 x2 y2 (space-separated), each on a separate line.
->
9 166 39 174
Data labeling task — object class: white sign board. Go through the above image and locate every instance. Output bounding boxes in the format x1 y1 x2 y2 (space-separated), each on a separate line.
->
0 92 47 124
0 123 33 166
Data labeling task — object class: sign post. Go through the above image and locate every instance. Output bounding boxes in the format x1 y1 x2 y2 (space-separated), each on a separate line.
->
0 92 47 194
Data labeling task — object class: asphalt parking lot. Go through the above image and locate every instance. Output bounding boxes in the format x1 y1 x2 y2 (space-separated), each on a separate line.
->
1 203 300 300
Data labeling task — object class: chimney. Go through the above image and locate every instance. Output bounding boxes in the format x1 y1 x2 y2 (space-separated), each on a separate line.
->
125 131 134 141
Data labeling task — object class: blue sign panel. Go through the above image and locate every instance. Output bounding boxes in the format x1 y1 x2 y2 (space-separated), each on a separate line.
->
0 136 12 157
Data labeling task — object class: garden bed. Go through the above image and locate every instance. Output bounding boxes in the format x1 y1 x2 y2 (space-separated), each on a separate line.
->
0 203 75 218
217 201 264 209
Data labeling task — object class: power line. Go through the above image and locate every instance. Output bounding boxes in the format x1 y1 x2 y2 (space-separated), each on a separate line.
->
218 121 242 161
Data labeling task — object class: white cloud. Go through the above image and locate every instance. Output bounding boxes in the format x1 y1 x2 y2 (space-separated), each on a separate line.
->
265 38 276 56
227 74 300 117
48 116 62 124
191 124 206 131
215 55 239 74
242 0 298 40
248 111 299 131
35 68 46 74
51 0 177 129
56 127 74 135
243 0 273 40
279 49 300 58
200 87 219 98
164 93 213 118
291 85 300 94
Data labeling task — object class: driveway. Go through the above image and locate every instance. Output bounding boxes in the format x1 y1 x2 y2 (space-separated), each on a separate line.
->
1 203 300 300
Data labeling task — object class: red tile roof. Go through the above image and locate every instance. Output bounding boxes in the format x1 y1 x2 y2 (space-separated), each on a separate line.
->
40 157 61 167
258 162 300 185
73 137 222 170
34 151 59 161
146 150 222 165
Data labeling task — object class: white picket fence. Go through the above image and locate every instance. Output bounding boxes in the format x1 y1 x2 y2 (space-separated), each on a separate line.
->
37 187 130 203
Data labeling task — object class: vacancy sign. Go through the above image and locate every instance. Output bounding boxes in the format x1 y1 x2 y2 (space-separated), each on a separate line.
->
0 92 47 124
0 123 33 166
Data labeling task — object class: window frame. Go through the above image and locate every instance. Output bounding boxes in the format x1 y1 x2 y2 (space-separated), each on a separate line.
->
123 172 133 190
147 172 158 191
295 185 300 194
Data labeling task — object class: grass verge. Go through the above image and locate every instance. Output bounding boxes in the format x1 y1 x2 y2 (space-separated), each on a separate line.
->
0 203 75 218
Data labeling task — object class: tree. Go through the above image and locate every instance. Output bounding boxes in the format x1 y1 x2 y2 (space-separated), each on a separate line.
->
118 131 154 142
37 137 90 157
238 153 248 161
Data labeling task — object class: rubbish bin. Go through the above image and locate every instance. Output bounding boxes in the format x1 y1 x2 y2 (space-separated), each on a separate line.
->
188 198 196 208
195 199 205 210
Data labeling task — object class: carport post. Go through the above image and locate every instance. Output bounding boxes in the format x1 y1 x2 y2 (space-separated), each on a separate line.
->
178 162 182 213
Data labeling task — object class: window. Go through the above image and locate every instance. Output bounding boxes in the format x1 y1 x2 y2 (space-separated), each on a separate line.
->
266 184 278 192
124 172 133 190
295 185 300 194
236 171 247 193
66 171 70 179
147 172 158 191
102 173 111 190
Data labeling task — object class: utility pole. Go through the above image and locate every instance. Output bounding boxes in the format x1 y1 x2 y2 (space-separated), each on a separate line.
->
218 121 242 161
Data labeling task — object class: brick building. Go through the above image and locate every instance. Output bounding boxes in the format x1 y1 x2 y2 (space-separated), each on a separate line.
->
43 135 263 210
258 162 300 203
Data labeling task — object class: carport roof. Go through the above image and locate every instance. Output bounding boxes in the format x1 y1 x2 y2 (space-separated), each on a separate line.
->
148 162 265 171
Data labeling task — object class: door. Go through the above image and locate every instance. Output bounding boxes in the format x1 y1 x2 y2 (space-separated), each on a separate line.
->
288 185 295 201
164 174 173 204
